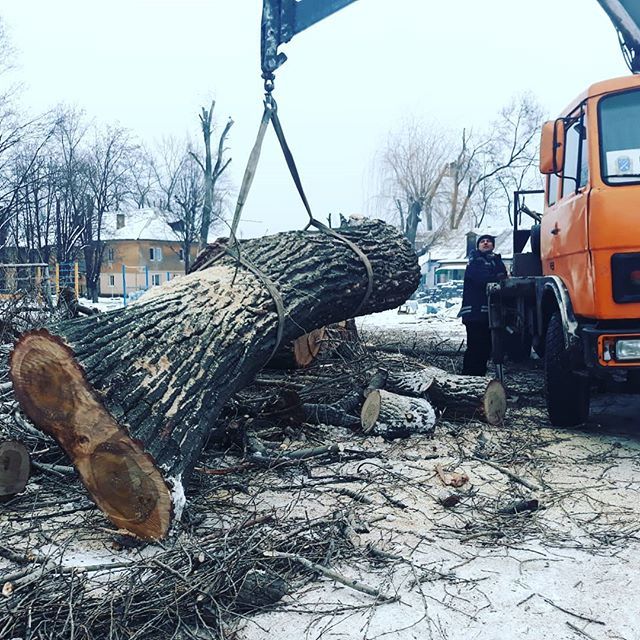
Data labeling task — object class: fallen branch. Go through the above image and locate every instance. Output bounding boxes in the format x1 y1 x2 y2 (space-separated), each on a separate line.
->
471 455 541 492
263 550 393 601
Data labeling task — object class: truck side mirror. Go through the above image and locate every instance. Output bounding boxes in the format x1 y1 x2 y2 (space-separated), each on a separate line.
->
539 119 565 175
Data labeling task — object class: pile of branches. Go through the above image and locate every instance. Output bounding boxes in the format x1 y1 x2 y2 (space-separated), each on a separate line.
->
2 509 355 640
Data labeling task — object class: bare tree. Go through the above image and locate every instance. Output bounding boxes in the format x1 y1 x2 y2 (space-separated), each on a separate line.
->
0 20 56 259
153 131 232 274
82 125 137 301
126 145 156 209
172 152 203 274
52 107 90 265
191 100 233 248
151 136 188 214
376 118 449 250
446 94 545 229
373 95 546 244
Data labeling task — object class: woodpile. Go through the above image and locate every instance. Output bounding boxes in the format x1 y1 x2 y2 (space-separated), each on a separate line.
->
360 366 506 438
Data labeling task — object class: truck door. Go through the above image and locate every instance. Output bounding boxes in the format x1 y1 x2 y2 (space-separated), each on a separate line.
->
541 108 594 316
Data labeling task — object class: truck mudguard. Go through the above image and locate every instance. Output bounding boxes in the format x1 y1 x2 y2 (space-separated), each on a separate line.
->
538 276 580 349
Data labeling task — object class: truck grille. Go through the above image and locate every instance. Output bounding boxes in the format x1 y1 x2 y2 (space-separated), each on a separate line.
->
612 252 640 303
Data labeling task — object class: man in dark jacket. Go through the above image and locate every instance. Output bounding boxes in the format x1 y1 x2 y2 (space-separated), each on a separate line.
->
459 234 507 376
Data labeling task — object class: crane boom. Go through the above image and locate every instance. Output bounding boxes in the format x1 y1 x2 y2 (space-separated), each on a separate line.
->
261 0 358 78
597 0 640 73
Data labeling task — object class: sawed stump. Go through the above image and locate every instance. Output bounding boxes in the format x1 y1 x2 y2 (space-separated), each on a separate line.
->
9 220 419 539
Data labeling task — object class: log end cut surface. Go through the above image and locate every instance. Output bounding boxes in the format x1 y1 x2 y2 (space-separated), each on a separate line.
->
361 390 382 434
0 440 30 496
294 328 325 368
9 330 172 539
484 379 507 425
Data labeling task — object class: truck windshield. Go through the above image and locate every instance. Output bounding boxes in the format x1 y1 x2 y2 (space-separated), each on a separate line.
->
600 89 640 185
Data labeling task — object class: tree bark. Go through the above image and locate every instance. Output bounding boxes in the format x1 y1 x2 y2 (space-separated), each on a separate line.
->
385 367 506 425
9 220 419 539
361 389 436 440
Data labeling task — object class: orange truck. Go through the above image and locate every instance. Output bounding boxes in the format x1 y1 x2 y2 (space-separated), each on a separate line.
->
488 66 640 426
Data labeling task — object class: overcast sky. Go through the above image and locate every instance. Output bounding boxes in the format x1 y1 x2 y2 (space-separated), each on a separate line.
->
1 0 630 237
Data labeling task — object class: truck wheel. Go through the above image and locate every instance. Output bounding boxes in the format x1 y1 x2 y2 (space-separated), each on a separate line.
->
544 312 589 426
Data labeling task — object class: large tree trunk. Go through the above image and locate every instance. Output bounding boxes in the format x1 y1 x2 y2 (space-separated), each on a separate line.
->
10 220 419 539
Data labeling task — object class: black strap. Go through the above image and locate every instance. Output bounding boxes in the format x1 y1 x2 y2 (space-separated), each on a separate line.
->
219 87 375 357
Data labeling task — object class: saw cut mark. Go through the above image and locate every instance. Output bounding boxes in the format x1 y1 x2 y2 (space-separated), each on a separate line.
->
9 330 171 539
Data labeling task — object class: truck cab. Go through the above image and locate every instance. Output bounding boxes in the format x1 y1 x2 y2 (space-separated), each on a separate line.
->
489 74 640 426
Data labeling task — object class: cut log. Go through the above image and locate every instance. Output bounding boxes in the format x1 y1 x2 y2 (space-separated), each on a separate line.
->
0 440 30 496
361 389 436 440
267 327 326 369
10 220 420 539
268 319 359 369
385 367 506 425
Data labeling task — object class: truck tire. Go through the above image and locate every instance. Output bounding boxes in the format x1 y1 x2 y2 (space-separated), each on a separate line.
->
544 312 589 427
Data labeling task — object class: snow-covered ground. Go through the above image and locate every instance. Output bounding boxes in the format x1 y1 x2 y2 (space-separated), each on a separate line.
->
236 303 640 640
77 295 125 312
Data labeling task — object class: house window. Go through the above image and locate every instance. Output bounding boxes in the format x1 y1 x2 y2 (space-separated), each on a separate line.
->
116 213 125 229
149 247 163 262
108 275 115 287
179 248 185 261
151 274 161 286
107 248 115 262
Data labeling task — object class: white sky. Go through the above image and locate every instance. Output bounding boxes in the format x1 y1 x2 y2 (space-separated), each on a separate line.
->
0 0 630 237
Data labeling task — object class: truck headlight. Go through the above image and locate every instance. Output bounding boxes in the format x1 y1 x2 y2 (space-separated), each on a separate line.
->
615 339 640 360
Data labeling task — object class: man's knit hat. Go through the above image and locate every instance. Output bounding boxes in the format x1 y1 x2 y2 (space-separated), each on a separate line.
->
476 234 495 248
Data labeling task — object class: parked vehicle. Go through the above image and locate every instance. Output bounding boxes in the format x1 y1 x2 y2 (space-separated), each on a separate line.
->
489 72 640 426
